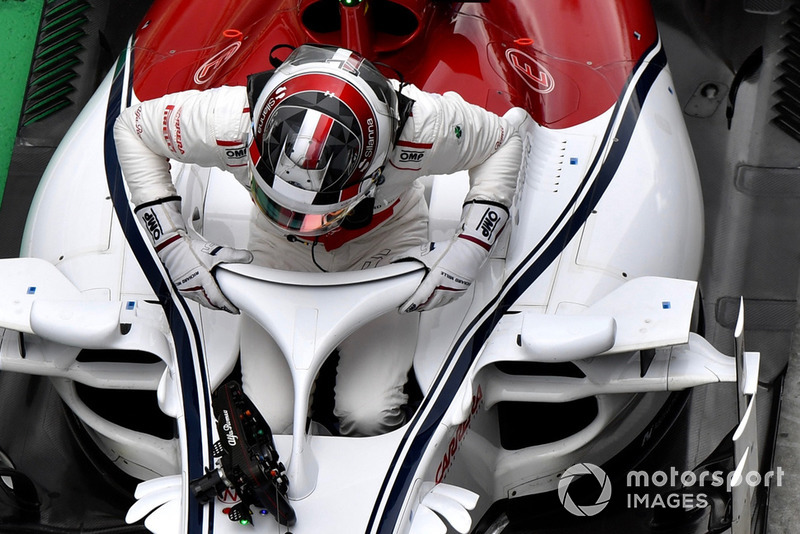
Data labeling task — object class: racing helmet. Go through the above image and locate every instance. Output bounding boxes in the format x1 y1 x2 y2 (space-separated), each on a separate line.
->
248 44 400 236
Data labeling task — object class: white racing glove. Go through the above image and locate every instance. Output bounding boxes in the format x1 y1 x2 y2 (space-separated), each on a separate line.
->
135 196 253 313
398 200 509 313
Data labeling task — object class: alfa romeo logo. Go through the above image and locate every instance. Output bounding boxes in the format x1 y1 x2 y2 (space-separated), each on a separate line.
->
505 48 555 94
557 463 612 516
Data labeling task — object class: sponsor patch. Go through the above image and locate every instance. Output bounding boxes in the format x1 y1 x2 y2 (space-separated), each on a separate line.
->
142 209 164 241
225 147 247 159
476 207 502 240
399 150 424 162
162 105 185 155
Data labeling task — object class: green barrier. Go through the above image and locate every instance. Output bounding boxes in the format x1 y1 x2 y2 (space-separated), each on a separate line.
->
0 0 45 208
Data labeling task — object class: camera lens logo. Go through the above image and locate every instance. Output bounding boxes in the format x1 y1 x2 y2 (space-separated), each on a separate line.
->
558 463 612 516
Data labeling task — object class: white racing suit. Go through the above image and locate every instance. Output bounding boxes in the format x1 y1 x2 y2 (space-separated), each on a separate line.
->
115 83 522 435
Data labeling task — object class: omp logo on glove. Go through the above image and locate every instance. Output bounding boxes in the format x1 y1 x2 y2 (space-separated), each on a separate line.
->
142 209 164 241
476 207 502 240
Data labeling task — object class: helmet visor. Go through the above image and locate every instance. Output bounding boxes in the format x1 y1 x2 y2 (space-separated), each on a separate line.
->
253 186 355 237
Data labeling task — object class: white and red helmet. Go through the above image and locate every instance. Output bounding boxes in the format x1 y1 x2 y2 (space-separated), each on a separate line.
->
248 44 399 236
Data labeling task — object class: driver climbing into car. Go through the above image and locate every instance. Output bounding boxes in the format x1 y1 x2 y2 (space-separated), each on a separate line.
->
114 43 524 436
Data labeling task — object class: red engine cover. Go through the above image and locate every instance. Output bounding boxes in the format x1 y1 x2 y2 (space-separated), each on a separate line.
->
130 0 658 128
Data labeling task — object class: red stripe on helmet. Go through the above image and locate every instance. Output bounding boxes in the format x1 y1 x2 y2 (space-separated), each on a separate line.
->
249 141 261 163
339 181 361 202
256 72 378 184
304 113 334 169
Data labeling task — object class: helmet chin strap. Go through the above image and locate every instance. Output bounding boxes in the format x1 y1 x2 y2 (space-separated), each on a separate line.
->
341 195 375 230
341 174 379 230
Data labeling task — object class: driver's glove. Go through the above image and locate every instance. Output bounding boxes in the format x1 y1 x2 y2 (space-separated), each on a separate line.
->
397 200 509 313
135 196 253 313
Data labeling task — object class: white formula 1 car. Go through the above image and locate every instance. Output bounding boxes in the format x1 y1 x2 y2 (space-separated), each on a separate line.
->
0 0 764 533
